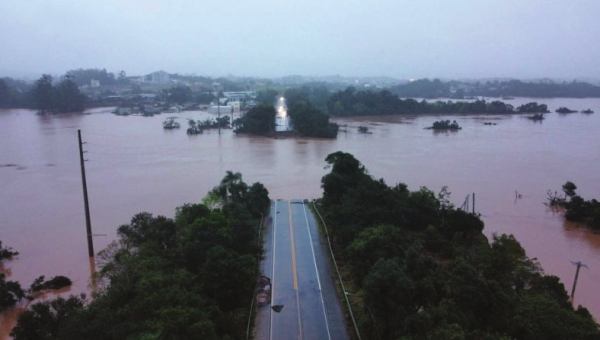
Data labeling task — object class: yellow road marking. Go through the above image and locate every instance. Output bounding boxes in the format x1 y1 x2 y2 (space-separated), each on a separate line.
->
289 202 299 290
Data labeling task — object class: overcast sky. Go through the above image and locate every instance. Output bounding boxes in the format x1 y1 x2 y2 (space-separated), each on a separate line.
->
1 0 599 80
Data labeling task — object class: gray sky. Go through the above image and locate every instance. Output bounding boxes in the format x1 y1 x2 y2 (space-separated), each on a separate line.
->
1 0 599 80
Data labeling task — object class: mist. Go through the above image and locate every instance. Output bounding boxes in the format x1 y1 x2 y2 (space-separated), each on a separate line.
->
1 0 599 79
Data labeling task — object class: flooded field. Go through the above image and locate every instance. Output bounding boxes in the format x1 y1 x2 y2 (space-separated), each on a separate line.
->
1 97 600 337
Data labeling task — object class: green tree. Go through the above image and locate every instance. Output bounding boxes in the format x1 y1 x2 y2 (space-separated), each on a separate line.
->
10 295 85 339
168 85 192 104
31 74 55 113
233 104 276 135
54 76 86 113
255 88 278 105
201 245 257 309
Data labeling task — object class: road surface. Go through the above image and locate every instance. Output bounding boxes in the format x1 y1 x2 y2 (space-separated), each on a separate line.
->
254 200 349 340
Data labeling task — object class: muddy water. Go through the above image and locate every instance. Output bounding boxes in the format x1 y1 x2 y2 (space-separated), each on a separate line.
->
1 98 600 336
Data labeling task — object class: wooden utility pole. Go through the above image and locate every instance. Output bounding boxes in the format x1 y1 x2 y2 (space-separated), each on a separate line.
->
78 130 94 257
472 192 475 214
570 260 588 302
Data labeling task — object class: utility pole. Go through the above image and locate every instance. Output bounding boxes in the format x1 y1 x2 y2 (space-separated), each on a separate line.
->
472 192 475 214
78 130 94 257
570 260 588 302
217 94 221 135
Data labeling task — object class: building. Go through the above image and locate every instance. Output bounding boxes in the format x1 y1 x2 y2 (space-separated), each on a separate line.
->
208 105 233 114
150 70 170 84
222 91 256 101
90 79 100 87
228 100 241 111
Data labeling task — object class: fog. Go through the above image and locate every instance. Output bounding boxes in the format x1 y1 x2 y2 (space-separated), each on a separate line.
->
1 0 599 79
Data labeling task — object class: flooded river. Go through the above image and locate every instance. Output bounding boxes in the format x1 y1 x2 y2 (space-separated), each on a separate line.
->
1 97 600 336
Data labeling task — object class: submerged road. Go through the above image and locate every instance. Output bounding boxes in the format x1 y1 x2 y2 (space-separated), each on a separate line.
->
255 200 349 340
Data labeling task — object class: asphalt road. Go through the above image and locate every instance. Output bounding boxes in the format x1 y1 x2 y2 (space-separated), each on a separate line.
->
255 200 349 340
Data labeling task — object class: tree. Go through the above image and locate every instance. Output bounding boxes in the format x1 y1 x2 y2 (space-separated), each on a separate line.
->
54 76 86 113
117 70 129 85
168 85 192 104
10 295 85 340
562 181 577 198
0 79 12 107
31 74 55 113
0 273 25 312
287 100 338 138
255 88 278 105
233 105 276 135
66 68 116 87
200 245 257 309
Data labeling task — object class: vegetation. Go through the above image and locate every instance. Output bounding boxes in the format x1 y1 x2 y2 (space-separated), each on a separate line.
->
527 113 546 121
327 87 518 116
0 241 24 312
65 68 128 87
255 88 279 105
319 152 600 340
0 78 25 108
391 78 600 98
29 74 86 114
30 276 72 292
358 126 370 133
233 105 276 135
284 85 331 112
11 172 270 340
167 85 193 104
0 273 25 312
550 182 600 230
556 107 578 113
516 102 549 113
288 100 339 138
0 240 19 260
196 116 231 129
427 120 461 130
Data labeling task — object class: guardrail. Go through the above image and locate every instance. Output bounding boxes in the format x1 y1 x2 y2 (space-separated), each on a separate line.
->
311 201 362 340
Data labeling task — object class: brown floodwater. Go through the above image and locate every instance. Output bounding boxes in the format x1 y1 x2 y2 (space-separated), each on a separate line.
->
1 98 600 337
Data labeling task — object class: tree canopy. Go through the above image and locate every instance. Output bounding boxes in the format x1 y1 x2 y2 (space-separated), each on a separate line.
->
233 105 276 135
10 172 270 340
29 75 86 114
319 151 599 339
327 87 522 116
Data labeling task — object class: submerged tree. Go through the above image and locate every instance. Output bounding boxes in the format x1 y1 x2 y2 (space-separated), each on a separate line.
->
31 74 55 113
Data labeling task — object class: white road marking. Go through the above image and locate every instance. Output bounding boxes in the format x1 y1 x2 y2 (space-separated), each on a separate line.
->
269 201 277 340
302 203 332 340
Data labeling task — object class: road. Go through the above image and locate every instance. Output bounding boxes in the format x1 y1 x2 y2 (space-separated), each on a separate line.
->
254 200 349 340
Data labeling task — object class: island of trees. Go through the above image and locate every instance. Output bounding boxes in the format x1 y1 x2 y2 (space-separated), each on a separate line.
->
317 152 599 339
427 120 461 130
550 182 600 230
235 89 339 138
9 172 270 340
233 105 276 135
327 87 551 117
0 75 86 113
556 107 578 114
